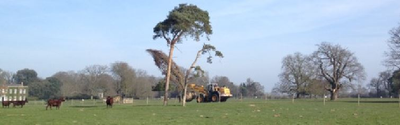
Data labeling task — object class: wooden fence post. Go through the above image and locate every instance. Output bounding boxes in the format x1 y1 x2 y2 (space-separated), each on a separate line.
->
358 94 360 106
292 94 295 104
264 94 267 103
240 93 243 102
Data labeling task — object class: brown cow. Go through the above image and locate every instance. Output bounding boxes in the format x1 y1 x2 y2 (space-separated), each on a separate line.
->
2 101 11 108
106 96 113 108
2 97 11 108
46 97 65 110
13 98 28 108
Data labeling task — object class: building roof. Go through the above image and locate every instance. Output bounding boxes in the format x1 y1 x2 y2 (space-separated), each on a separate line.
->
1 84 27 87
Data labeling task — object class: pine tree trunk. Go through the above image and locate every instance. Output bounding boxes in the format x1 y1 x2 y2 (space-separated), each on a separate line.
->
164 45 175 106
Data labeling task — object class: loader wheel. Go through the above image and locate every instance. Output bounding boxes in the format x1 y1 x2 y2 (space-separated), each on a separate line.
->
211 93 219 102
197 95 204 103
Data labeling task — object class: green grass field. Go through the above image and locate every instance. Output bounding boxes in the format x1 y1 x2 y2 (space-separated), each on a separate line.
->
1 98 400 125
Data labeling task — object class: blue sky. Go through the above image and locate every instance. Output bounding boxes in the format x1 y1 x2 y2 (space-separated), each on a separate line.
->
1 0 400 92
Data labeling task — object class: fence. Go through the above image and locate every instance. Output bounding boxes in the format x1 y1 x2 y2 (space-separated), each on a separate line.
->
23 97 184 107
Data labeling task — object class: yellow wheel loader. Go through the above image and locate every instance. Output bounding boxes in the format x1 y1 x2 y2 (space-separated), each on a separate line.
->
186 83 232 103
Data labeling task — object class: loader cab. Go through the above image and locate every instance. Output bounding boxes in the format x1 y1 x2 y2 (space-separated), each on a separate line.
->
207 83 219 92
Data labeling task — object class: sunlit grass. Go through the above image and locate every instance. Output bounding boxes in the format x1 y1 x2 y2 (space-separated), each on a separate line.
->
1 98 400 124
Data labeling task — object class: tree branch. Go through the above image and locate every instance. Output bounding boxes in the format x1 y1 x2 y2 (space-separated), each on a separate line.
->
319 62 334 84
171 31 184 45
162 31 171 45
325 85 332 92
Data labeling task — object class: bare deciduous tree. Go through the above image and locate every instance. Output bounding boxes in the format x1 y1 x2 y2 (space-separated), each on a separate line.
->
379 71 392 97
96 74 116 97
384 23 400 68
131 70 157 99
279 52 314 98
240 78 264 98
53 71 84 97
312 42 365 100
0 69 13 85
80 65 111 96
369 71 392 97
272 82 291 94
368 78 382 97
111 62 136 98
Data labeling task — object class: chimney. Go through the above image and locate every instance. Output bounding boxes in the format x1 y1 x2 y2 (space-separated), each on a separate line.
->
21 82 24 86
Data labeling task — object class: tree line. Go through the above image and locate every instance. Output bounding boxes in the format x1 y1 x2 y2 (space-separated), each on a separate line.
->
0 65 264 100
0 62 156 100
273 22 400 100
368 23 400 98
272 42 365 100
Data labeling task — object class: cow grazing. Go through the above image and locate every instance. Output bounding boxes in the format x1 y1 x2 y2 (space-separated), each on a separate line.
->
2 101 11 108
106 96 113 108
12 98 28 108
46 97 65 110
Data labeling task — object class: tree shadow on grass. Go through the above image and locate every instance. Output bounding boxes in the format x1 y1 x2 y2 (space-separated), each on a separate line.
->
69 105 101 108
129 104 183 107
341 101 399 103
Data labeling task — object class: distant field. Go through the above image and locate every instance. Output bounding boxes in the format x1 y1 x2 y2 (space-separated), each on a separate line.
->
1 98 400 125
